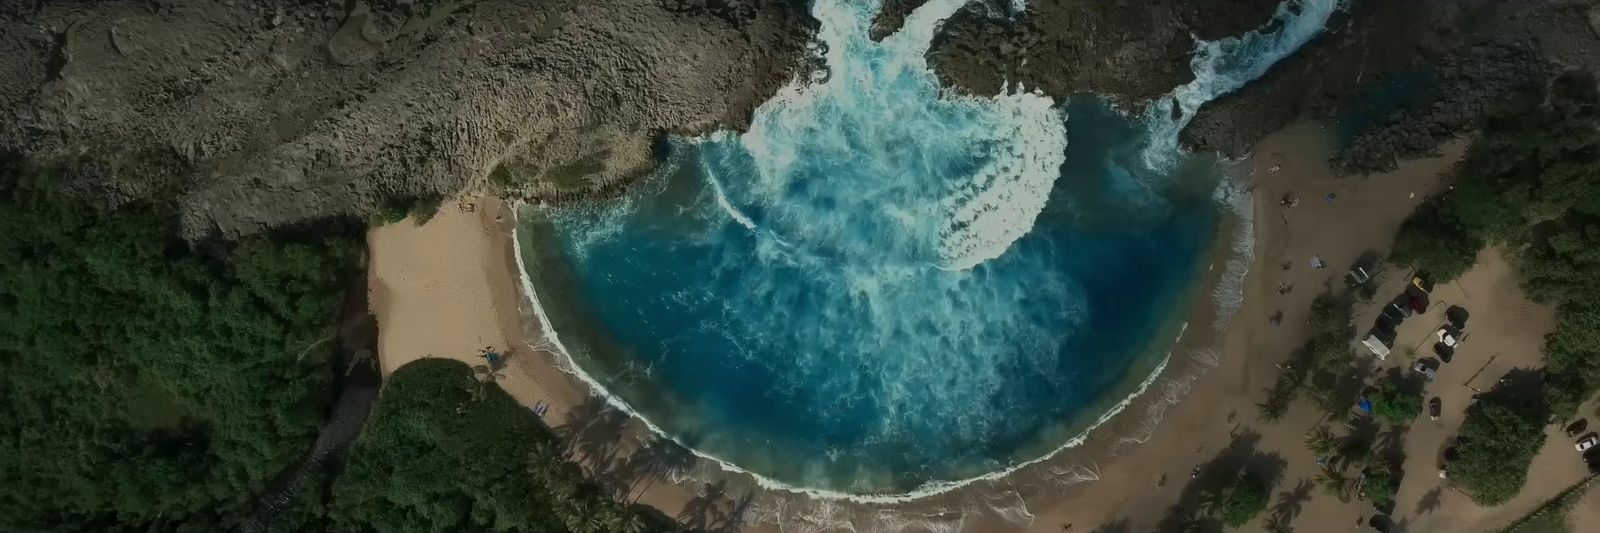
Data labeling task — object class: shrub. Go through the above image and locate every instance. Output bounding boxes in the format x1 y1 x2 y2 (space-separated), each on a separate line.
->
1370 379 1422 426
1450 377 1548 505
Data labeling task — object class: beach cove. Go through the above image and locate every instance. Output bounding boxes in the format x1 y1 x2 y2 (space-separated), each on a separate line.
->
370 115 1533 532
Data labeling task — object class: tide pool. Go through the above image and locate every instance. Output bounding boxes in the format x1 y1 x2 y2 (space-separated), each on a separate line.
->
520 0 1336 495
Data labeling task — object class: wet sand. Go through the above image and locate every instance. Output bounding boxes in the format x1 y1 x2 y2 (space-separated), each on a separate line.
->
368 119 1582 533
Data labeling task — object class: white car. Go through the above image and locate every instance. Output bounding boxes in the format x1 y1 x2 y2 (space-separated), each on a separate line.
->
1576 433 1599 452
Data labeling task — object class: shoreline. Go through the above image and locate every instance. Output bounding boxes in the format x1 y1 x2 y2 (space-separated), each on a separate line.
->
370 119 1479 531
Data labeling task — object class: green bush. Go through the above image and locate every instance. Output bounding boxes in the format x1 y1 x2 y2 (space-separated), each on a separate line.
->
1370 379 1421 426
1361 462 1398 510
408 195 443 225
1450 380 1548 506
1211 472 1271 528
1389 201 1482 283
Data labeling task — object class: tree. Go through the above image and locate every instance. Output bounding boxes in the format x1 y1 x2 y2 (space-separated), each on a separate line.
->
1316 464 1354 503
1305 425 1340 460
0 158 361 531
1369 379 1421 426
1212 472 1272 528
1389 200 1481 283
1361 462 1399 510
1450 379 1548 505
1258 371 1304 422
330 359 663 533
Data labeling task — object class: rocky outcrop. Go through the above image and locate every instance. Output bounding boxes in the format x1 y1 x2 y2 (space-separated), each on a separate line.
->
915 0 1600 176
0 0 814 238
1178 0 1600 175
918 0 1282 104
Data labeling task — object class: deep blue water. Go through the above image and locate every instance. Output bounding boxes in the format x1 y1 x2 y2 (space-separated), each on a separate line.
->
519 0 1336 495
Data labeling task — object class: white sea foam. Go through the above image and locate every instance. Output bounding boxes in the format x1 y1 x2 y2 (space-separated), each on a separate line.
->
1211 170 1255 331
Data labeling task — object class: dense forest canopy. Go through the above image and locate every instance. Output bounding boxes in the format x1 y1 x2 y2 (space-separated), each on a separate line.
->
0 155 361 530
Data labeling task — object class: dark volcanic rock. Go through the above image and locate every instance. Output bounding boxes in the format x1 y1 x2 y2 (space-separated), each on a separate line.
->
0 0 814 238
870 0 924 41
1181 0 1600 175
924 0 1282 103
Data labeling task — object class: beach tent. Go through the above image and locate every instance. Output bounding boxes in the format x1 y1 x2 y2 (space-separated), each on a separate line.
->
1358 398 1374 414
1363 334 1391 359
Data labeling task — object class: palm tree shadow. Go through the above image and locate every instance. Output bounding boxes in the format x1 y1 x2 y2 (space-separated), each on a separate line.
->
555 395 633 481
619 435 698 502
676 480 753 533
1268 478 1314 526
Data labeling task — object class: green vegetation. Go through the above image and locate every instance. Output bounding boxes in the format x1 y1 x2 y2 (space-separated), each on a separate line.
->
1451 377 1549 506
1256 370 1301 422
1389 200 1481 282
1500 477 1595 533
329 358 662 533
547 149 611 189
371 195 444 226
1389 72 1600 420
1369 379 1421 426
490 162 525 188
1257 293 1360 421
0 156 664 532
1206 471 1272 528
0 156 361 530
1360 461 1399 510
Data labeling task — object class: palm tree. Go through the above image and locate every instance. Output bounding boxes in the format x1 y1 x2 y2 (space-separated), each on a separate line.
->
1258 390 1290 422
1196 486 1229 518
469 363 506 401
1315 464 1353 502
1304 425 1339 460
1337 439 1373 471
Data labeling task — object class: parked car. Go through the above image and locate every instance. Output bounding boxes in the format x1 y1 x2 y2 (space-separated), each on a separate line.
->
1567 419 1589 438
1413 358 1439 380
1429 397 1442 421
1387 300 1413 320
1576 433 1599 453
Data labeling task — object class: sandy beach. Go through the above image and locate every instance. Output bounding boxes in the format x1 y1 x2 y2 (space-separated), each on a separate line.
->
368 119 1589 533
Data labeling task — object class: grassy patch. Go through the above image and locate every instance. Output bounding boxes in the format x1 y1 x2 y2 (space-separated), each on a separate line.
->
546 149 610 190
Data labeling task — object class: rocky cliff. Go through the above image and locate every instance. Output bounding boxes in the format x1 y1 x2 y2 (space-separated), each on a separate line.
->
0 0 814 238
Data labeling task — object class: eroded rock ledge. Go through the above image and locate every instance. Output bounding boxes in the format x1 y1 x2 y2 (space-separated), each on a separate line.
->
913 0 1600 176
0 0 815 238
905 0 1283 104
